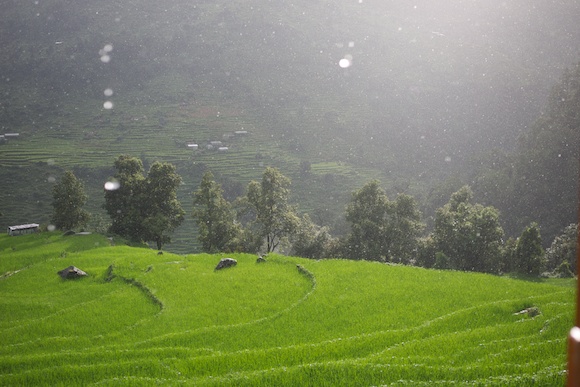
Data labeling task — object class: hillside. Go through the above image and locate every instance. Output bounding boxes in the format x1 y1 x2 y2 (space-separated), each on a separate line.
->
0 0 579 252
0 232 574 385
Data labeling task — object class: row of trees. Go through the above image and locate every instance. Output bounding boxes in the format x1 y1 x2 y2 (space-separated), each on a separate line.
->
50 156 185 250
50 155 576 277
191 167 575 277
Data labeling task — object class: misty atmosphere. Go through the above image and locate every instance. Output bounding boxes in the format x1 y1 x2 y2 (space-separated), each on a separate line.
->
1 1 580 384
1 0 579 264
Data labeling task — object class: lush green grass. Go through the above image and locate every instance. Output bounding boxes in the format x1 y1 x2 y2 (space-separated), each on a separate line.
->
0 232 574 385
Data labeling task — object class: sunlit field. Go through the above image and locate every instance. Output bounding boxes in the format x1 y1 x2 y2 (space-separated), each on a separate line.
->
0 232 574 385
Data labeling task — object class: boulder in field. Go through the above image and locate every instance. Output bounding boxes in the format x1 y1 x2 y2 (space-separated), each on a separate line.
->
58 266 87 279
215 258 237 271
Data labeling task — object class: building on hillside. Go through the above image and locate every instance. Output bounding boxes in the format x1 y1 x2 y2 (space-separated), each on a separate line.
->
7 224 40 236
187 143 199 150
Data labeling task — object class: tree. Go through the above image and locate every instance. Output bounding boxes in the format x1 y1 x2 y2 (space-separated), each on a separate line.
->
192 171 240 253
545 223 577 275
388 194 424 264
244 167 299 253
51 170 90 230
104 155 146 240
500 237 518 274
104 155 185 250
343 180 424 262
513 223 545 276
142 161 185 250
290 214 334 259
433 186 504 273
344 180 390 261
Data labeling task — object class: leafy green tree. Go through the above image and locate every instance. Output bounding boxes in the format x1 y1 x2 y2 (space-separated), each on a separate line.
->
545 223 577 275
104 155 146 240
343 180 390 261
51 170 90 230
433 186 504 273
415 236 437 268
104 155 184 250
290 214 334 259
343 180 424 262
192 171 240 253
500 237 518 274
513 223 545 276
389 194 424 264
244 167 299 253
141 161 185 250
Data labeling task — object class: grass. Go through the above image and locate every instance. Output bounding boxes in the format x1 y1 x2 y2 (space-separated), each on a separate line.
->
0 232 574 385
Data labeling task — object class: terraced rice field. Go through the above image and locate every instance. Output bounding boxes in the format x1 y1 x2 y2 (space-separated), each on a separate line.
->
0 232 574 385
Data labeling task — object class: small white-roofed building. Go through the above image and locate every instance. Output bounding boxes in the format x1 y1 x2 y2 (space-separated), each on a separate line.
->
8 224 40 236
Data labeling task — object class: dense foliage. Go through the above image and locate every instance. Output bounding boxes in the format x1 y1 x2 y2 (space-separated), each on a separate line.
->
104 155 184 249
545 223 578 276
50 170 90 231
96 153 575 276
513 223 545 276
342 180 423 263
192 171 240 253
431 186 504 273
242 167 300 253
472 62 580 243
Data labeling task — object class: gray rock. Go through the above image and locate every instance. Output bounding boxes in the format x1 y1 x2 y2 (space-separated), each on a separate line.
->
215 258 237 271
58 266 87 279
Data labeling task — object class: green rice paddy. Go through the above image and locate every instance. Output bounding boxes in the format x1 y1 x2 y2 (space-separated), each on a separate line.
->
0 232 574 385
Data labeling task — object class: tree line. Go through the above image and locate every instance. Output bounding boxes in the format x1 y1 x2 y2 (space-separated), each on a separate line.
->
50 156 577 278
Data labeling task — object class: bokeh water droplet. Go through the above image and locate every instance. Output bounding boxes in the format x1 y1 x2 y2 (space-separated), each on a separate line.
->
339 58 352 68
103 101 114 109
104 180 120 191
104 88 113 97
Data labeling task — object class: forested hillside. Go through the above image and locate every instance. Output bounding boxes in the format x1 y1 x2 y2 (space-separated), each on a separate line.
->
0 0 578 252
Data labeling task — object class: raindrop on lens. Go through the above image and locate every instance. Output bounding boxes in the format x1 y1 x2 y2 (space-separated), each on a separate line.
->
339 58 351 68
103 101 114 110
104 88 113 97
104 181 120 191
47 224 56 232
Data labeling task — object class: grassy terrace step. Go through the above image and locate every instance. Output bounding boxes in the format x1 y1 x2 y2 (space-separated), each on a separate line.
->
0 232 574 385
